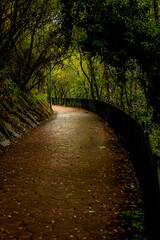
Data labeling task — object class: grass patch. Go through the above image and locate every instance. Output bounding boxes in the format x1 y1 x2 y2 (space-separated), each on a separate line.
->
32 90 48 104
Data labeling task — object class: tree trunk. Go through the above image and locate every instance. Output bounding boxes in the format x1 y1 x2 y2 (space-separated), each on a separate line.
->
153 0 159 23
88 57 99 100
103 63 111 102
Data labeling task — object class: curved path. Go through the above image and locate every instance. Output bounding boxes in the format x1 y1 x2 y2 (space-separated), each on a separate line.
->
0 106 141 240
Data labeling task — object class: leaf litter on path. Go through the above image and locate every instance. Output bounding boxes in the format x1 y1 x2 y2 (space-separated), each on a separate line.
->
0 106 145 239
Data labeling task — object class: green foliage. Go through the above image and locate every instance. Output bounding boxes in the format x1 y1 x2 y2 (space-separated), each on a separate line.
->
149 124 160 154
121 201 147 240
7 79 21 96
31 90 48 104
0 0 67 91
61 0 160 121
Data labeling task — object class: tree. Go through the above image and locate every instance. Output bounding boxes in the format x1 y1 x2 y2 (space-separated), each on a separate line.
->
153 0 159 23
60 0 160 121
0 0 68 92
0 0 35 70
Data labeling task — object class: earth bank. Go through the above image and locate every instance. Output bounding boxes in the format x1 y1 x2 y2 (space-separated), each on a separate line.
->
0 81 53 148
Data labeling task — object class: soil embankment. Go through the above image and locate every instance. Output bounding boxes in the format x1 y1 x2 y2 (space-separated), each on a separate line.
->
0 82 53 148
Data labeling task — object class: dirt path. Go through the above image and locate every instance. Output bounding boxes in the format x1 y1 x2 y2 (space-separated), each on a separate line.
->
0 106 141 240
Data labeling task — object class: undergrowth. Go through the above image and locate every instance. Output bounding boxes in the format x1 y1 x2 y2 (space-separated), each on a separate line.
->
121 201 147 240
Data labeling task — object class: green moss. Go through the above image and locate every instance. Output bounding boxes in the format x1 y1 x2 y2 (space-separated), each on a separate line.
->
18 95 30 109
34 93 48 103
0 120 11 139
0 131 6 142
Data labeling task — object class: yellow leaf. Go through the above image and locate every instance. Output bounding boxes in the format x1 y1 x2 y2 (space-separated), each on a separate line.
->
89 210 95 213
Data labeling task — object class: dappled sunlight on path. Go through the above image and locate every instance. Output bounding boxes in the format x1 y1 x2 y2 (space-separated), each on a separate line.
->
0 106 142 239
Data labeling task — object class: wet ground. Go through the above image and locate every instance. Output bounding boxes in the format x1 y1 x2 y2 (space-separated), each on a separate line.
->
0 106 141 240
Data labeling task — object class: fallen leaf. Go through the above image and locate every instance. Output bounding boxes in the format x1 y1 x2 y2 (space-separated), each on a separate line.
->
89 210 95 214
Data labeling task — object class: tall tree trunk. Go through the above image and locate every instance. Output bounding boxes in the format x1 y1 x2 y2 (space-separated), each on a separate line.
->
80 57 95 99
82 79 89 98
103 63 111 102
88 57 99 100
153 0 159 23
